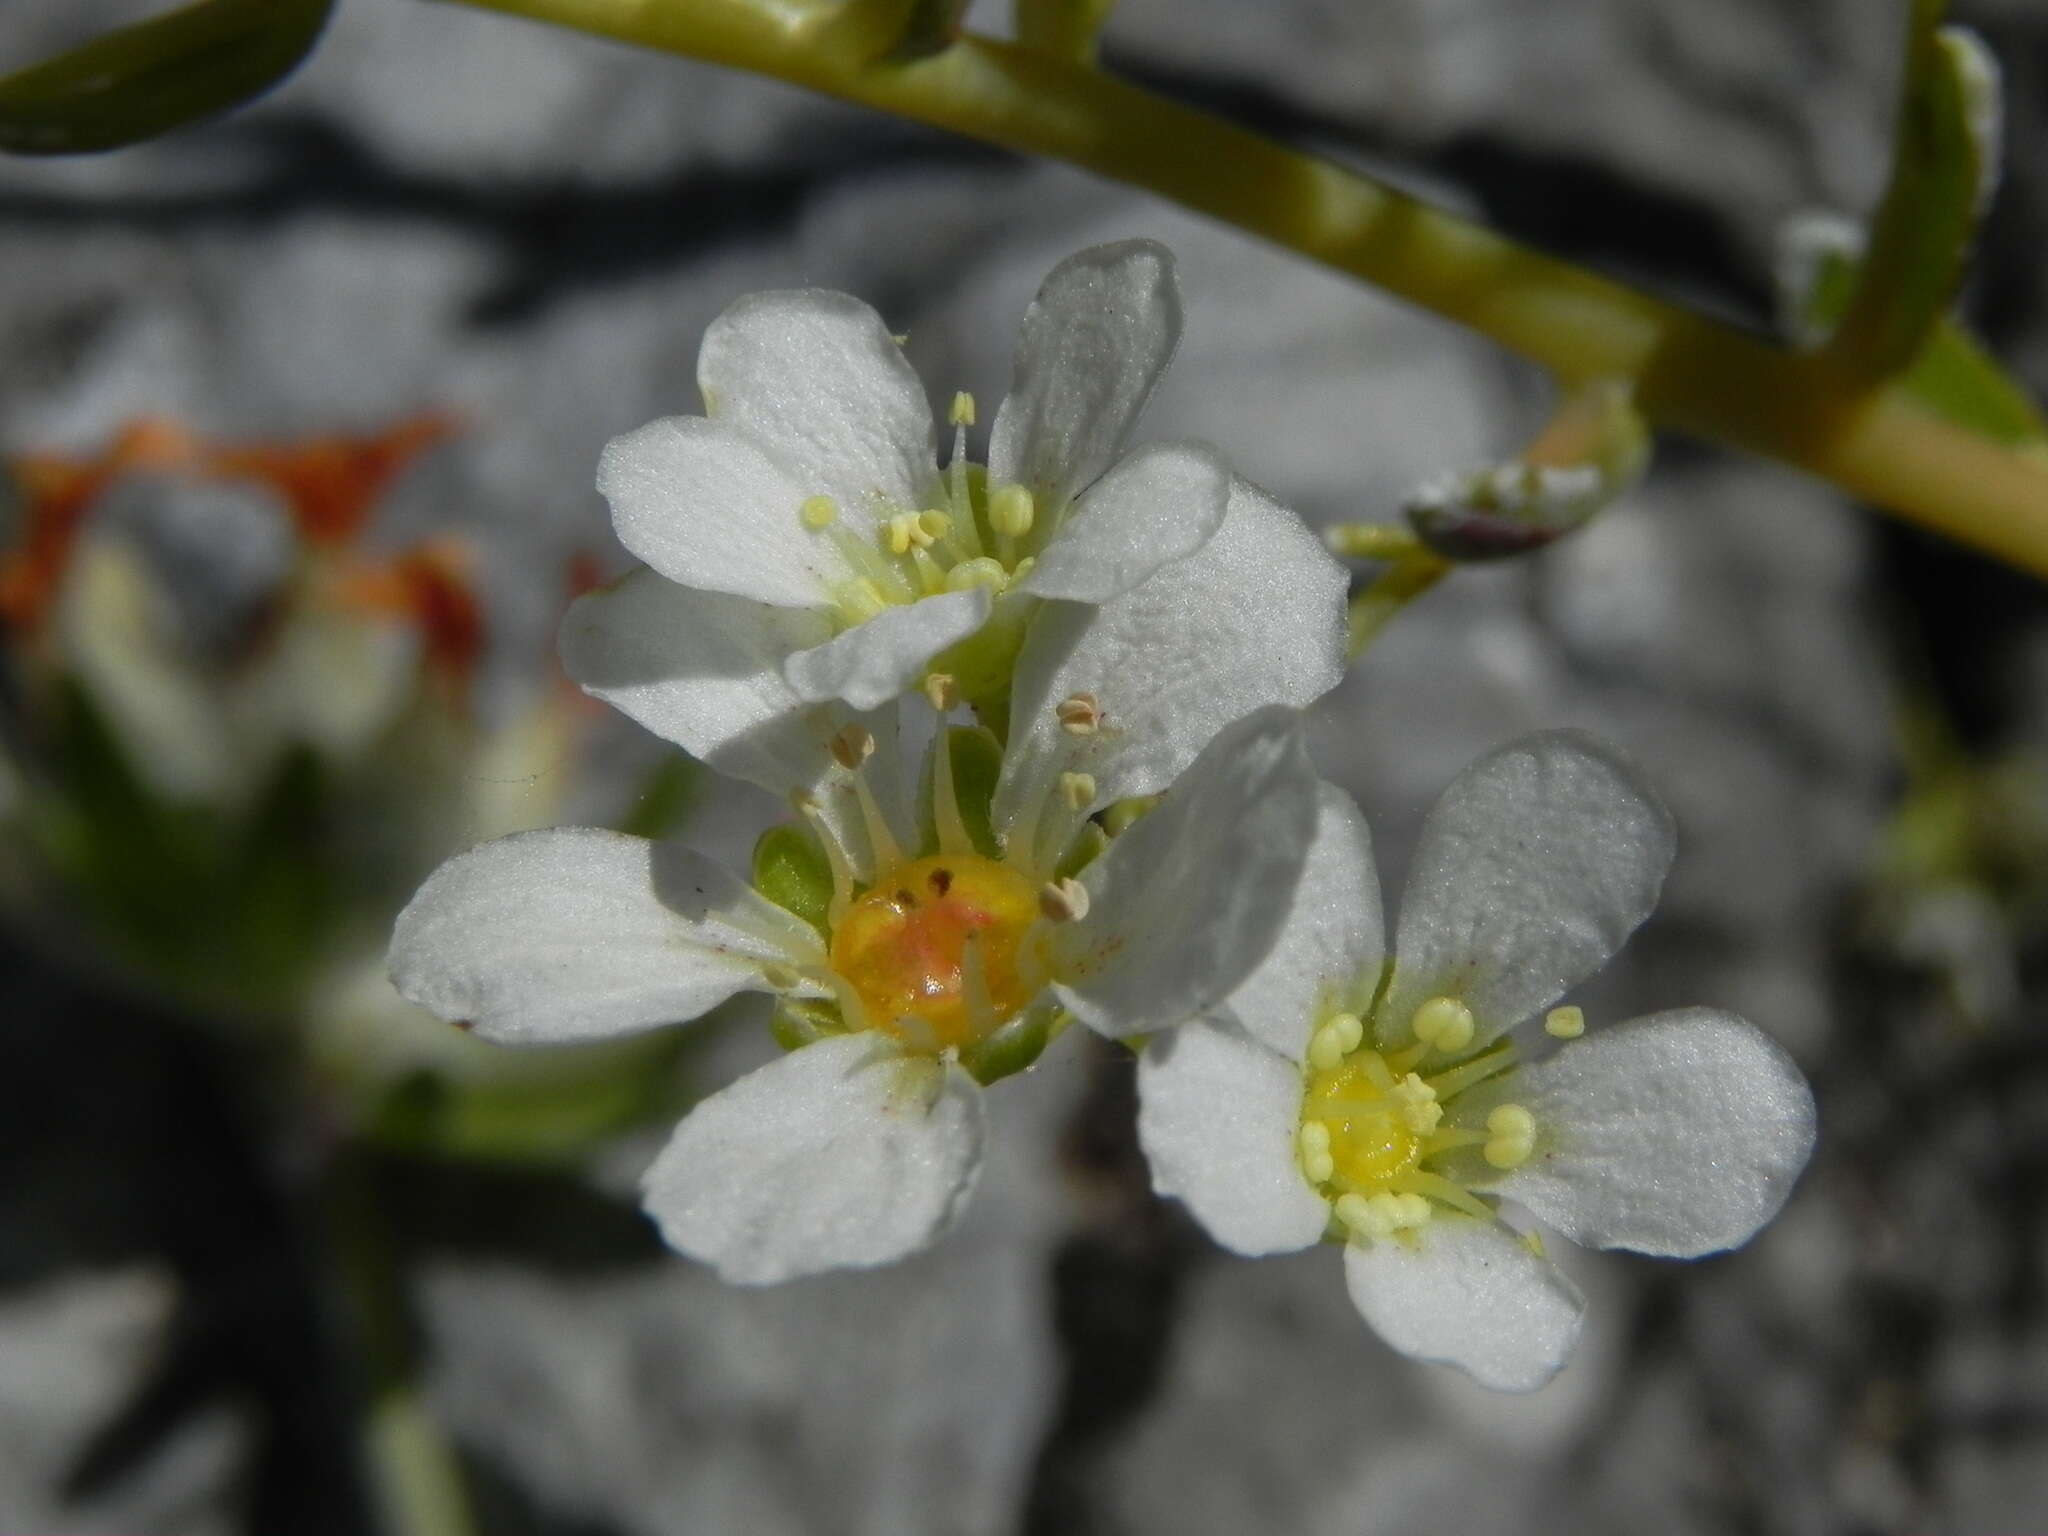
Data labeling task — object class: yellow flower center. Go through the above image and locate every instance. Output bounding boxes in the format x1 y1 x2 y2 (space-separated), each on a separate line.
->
1296 995 1540 1243
829 853 1043 1051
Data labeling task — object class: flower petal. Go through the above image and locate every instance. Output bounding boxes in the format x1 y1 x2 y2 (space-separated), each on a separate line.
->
782 587 991 709
640 1033 984 1284
1137 1018 1329 1255
987 240 1181 510
993 475 1346 849
597 415 847 606
1383 731 1676 1051
1342 1218 1585 1392
389 828 821 1046
1015 440 1229 603
1051 706 1320 1038
697 287 938 519
1481 1008 1817 1257
1218 782 1385 1063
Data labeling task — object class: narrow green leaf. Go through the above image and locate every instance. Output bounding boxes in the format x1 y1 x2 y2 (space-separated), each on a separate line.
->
0 0 335 155
1826 7 2002 380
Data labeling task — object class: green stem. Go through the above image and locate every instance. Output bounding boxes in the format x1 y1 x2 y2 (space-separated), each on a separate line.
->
433 0 2048 580
326 1154 477 1536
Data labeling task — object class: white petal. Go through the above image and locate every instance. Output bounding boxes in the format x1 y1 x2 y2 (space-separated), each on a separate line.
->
782 587 991 709
641 1033 984 1284
1218 782 1384 1063
389 829 820 1046
1342 1219 1585 1392
1137 1019 1329 1255
597 415 846 606
1051 707 1320 1038
993 475 1346 844
1015 440 1229 603
697 287 938 519
1483 1008 1817 1257
1383 731 1675 1050
987 240 1181 509
559 571 894 855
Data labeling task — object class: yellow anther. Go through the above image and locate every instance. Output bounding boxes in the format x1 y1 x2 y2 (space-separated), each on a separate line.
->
944 556 1010 594
1395 1193 1433 1228
1307 1011 1364 1071
1520 1229 1548 1259
989 483 1036 539
922 672 959 712
1410 995 1476 1053
1333 1192 1384 1238
1010 555 1037 584
1483 1136 1534 1170
1486 1104 1536 1139
1304 1150 1336 1184
1056 692 1102 735
917 508 953 542
883 512 935 554
838 578 890 623
760 962 801 992
1299 1121 1332 1156
1038 876 1090 923
1392 1072 1443 1134
1544 1005 1586 1039
799 494 839 530
829 724 876 771
950 390 977 427
1059 771 1097 811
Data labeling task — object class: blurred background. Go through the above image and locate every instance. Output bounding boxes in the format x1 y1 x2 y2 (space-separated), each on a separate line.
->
1 2 2045 1533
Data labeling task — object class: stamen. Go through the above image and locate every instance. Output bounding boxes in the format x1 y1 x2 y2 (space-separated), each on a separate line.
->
1059 771 1096 811
1388 1169 1494 1221
1306 1011 1365 1071
945 556 1009 594
922 672 959 713
990 483 1035 539
1409 995 1476 1054
1056 692 1102 734
760 962 801 992
930 722 975 857
791 789 859 923
850 772 904 875
1482 1102 1537 1169
911 547 950 594
799 494 839 530
1544 1005 1586 1039
829 724 875 771
949 390 977 427
1038 877 1090 923
917 509 953 543
836 578 891 624
1421 1041 1516 1101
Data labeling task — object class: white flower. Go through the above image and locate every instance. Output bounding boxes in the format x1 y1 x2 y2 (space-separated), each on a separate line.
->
390 671 1335 1283
565 240 1235 739
1135 732 1818 1391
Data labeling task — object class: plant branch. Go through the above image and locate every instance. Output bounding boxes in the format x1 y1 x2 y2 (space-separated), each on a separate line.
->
435 0 2048 579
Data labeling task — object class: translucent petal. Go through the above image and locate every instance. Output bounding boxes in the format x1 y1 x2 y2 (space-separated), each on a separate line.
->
697 287 939 520
993 475 1345 851
598 414 848 606
641 1034 984 1284
1480 1008 1817 1257
1015 440 1229 603
1342 1218 1585 1392
1051 706 1320 1038
1383 731 1675 1050
389 828 820 1046
782 588 991 709
1218 783 1384 1063
1137 1019 1329 1255
987 240 1180 510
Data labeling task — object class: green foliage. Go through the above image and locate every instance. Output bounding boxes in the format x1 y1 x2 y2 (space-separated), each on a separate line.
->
0 0 335 155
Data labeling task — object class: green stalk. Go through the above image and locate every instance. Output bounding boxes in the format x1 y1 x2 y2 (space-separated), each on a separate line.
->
435 0 2048 579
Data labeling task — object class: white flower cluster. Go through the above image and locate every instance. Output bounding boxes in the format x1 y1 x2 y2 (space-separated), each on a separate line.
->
389 242 1816 1389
